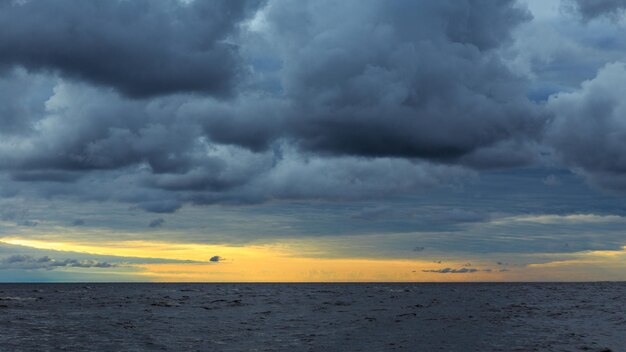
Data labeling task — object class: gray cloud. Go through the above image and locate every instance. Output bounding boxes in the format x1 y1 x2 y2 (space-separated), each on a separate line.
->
202 0 545 165
209 256 222 262
20 220 38 227
349 206 489 233
136 200 183 214
0 0 620 218
0 68 51 136
0 0 263 98
564 0 626 21
547 62 626 191
0 131 474 212
148 218 165 228
0 255 115 270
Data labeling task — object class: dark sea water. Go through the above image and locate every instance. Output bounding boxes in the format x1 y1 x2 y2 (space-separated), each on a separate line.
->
0 283 624 351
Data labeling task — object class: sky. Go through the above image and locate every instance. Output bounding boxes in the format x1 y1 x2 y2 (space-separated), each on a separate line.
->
1 0 626 282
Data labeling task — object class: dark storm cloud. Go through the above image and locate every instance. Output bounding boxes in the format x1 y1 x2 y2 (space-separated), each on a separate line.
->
202 0 546 165
0 0 610 214
0 133 474 212
0 0 263 98
547 62 626 191
0 82 201 174
0 255 115 270
565 0 626 20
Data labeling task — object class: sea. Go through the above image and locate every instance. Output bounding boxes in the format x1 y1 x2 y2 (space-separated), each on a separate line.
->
0 282 624 351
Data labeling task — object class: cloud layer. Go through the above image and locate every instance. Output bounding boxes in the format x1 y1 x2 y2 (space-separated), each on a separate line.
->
0 0 624 218
0 0 550 213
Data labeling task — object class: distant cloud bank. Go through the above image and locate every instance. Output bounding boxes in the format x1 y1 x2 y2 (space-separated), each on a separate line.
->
0 255 115 270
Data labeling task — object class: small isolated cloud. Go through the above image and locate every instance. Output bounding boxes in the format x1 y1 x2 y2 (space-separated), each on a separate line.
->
0 255 115 270
209 256 222 262
422 268 479 274
413 246 425 252
72 219 85 226
148 218 165 228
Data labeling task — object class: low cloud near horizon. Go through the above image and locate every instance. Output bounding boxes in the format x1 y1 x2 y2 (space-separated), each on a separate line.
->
0 255 115 270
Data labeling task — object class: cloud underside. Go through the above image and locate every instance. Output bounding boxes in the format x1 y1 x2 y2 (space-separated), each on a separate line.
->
0 0 624 213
